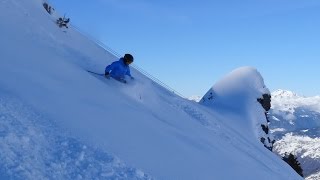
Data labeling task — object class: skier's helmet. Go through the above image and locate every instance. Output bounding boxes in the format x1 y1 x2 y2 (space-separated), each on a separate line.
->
124 54 134 63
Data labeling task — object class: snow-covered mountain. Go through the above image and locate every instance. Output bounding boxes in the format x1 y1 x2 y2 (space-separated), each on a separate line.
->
269 89 320 179
199 67 275 151
188 95 202 102
270 89 320 136
0 0 302 179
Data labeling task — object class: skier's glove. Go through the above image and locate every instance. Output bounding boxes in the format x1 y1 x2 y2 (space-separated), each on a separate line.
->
105 72 110 79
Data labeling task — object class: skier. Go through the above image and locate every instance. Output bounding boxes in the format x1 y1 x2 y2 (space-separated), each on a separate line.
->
104 54 134 83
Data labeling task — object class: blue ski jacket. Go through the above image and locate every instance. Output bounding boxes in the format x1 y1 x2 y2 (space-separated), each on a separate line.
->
105 58 132 79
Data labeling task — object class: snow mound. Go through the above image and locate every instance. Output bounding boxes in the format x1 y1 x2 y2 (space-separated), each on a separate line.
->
200 67 271 141
201 66 270 104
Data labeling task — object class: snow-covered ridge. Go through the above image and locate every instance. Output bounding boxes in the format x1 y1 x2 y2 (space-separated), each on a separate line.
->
270 89 320 131
272 89 300 99
271 89 320 113
202 67 270 101
200 67 274 150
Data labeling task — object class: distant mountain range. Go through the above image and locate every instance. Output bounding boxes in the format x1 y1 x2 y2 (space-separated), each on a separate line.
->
190 89 320 179
269 89 320 179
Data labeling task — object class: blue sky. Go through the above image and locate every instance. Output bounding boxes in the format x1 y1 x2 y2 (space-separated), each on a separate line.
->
50 0 320 97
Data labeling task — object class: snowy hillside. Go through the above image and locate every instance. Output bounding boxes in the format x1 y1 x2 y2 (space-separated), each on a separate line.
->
269 90 320 179
0 0 302 179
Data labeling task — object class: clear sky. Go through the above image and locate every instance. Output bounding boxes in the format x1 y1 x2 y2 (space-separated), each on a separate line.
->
49 0 320 97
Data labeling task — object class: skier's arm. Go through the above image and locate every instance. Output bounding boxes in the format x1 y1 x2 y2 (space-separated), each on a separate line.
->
126 68 134 79
105 61 117 74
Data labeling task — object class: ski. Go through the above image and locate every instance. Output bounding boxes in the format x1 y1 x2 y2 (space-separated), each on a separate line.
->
87 70 128 84
87 70 104 76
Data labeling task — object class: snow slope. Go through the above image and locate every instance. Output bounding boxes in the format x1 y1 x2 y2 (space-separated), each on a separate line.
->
269 90 320 179
0 0 302 179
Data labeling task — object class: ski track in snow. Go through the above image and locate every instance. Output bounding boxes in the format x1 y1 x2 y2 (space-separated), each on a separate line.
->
164 95 219 131
0 95 152 180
